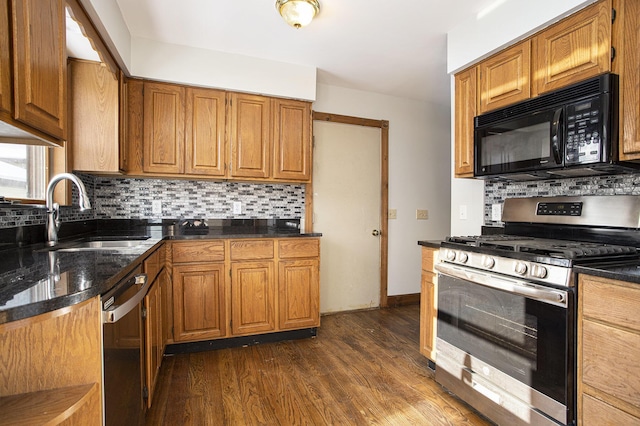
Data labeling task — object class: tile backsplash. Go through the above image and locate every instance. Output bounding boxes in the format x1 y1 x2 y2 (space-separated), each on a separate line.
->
485 173 640 226
0 174 305 229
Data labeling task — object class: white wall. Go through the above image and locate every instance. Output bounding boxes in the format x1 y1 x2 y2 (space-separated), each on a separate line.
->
130 37 316 101
447 0 597 235
314 84 452 296
82 0 317 101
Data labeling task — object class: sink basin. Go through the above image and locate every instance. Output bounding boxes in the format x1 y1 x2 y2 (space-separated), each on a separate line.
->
62 240 146 250
43 237 150 252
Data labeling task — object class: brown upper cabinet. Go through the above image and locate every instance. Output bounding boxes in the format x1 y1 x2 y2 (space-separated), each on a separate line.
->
615 0 640 160
68 60 120 173
126 79 312 183
453 0 626 178
143 82 186 174
229 93 272 179
272 98 312 181
454 67 477 178
532 0 611 96
478 40 531 114
0 0 66 145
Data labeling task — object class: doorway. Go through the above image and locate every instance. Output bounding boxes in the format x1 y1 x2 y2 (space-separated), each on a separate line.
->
309 112 389 313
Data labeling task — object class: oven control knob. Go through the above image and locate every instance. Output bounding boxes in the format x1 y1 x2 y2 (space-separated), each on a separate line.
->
457 252 468 263
514 262 528 275
482 256 495 269
530 264 548 279
445 250 456 261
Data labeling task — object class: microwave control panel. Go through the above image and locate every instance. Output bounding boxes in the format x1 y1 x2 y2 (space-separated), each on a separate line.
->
565 97 602 165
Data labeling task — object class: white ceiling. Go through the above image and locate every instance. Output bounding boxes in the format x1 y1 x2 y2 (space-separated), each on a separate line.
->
113 0 498 105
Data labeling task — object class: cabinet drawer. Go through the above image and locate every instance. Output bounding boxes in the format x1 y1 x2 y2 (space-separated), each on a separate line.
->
581 319 640 409
580 275 640 332
172 241 225 263
421 247 439 273
230 240 274 260
278 239 319 259
582 393 640 425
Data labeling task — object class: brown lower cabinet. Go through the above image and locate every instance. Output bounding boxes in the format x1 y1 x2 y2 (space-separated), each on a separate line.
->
170 238 321 344
0 297 103 424
578 274 640 424
419 246 439 363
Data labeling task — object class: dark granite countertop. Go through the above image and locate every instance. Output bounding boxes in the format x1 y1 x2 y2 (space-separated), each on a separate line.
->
417 240 442 249
0 219 321 324
575 262 640 285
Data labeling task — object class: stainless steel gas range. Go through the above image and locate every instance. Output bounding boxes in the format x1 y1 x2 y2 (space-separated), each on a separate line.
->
434 195 640 426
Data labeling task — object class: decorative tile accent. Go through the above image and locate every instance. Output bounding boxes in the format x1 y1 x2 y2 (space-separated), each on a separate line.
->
484 173 640 226
0 174 305 229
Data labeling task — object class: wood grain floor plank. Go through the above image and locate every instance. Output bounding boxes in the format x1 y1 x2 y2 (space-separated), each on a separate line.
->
146 305 491 425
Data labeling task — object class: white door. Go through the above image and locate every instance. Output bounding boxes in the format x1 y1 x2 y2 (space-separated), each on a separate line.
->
313 120 382 314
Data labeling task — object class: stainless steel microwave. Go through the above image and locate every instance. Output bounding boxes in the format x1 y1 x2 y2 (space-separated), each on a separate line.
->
474 73 637 180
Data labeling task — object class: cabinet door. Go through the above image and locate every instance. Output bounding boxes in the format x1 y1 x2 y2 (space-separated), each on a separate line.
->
11 0 66 140
479 40 531 113
144 277 163 408
229 93 271 179
185 88 227 176
532 0 611 96
454 67 477 178
69 60 120 173
272 98 311 182
278 259 319 330
143 82 185 174
419 247 438 362
617 0 640 160
231 261 276 335
173 263 227 342
0 0 10 116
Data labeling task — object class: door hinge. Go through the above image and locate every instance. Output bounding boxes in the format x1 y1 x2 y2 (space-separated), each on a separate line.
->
141 306 147 319
611 46 616 62
612 7 616 23
143 385 149 399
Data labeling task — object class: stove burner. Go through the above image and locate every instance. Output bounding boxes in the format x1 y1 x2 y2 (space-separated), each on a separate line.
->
446 234 639 259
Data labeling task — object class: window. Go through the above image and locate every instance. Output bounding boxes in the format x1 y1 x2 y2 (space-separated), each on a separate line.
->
0 143 48 201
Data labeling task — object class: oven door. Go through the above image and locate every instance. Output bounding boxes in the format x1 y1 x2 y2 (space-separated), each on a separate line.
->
435 262 574 426
474 107 563 177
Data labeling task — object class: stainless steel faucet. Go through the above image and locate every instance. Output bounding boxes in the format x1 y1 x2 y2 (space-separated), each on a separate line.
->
46 173 92 246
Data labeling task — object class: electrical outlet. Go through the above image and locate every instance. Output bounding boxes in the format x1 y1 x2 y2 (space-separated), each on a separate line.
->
152 200 162 215
388 209 397 219
491 204 502 221
459 205 468 220
416 209 428 220
233 201 242 214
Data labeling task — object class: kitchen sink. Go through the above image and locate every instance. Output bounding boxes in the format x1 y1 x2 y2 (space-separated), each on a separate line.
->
41 236 151 252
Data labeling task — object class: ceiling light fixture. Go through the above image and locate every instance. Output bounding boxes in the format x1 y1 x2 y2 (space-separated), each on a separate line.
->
276 0 320 29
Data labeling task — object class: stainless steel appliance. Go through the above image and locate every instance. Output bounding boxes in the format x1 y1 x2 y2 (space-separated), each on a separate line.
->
474 73 638 180
102 268 149 425
435 195 640 426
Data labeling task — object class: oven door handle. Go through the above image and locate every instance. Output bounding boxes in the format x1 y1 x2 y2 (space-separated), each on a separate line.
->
435 263 567 308
102 274 149 323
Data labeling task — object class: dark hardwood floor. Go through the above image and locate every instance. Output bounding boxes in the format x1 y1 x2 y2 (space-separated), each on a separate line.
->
146 305 490 425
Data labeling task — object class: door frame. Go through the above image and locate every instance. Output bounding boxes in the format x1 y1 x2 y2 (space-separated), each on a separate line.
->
307 111 390 308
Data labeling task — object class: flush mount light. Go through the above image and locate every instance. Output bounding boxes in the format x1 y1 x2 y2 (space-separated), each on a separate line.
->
276 0 320 29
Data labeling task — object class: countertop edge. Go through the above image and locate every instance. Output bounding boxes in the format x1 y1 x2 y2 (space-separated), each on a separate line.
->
418 240 442 249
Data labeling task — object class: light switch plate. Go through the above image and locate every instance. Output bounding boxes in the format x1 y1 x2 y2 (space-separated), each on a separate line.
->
388 209 397 219
416 209 428 220
459 205 468 220
233 201 242 214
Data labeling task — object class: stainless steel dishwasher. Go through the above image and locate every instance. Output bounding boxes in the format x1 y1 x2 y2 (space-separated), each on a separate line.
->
102 267 149 425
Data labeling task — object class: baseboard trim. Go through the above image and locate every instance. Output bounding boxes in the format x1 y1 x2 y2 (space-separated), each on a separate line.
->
386 293 420 307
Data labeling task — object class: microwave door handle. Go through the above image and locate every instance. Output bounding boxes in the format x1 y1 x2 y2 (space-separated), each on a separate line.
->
551 108 563 164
